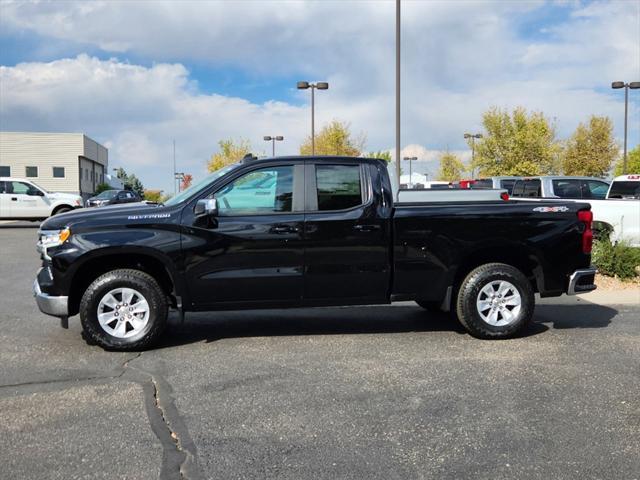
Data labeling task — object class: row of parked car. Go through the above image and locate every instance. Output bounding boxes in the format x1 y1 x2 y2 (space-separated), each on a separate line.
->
0 176 141 220
456 175 639 246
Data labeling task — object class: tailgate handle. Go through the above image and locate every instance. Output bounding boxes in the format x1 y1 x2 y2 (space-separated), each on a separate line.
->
353 224 380 232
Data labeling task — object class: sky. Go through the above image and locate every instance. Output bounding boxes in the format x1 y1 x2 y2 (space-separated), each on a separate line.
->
1 0 639 193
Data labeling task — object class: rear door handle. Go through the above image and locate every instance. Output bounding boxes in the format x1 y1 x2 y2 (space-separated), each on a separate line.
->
11 197 17 201
353 224 380 232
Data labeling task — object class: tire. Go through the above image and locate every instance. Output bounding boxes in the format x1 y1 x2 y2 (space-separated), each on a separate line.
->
53 206 72 215
415 300 441 312
80 269 168 350
455 263 534 339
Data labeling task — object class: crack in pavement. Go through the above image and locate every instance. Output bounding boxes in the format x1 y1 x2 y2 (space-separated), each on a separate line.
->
1 350 202 480
127 361 204 480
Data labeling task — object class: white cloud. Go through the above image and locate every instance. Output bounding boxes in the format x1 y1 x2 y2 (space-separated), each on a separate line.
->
1 1 639 191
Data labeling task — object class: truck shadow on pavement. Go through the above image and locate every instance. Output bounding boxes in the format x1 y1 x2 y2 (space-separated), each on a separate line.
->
155 302 617 349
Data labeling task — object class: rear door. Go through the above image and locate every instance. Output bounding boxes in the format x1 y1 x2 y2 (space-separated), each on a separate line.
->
302 161 390 304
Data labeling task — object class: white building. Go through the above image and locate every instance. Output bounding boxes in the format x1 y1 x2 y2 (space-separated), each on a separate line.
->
0 132 111 199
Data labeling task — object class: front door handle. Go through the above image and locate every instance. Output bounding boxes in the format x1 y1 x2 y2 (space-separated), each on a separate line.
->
271 225 298 234
11 197 17 201
353 224 380 232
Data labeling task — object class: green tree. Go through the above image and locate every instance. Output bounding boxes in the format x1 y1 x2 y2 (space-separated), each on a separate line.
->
368 150 392 162
562 116 618 177
613 145 640 176
114 167 145 197
94 182 111 194
437 152 466 182
207 138 251 172
143 189 167 203
300 120 365 156
473 106 561 176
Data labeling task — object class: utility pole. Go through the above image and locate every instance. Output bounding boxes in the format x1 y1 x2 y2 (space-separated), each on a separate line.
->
395 0 401 199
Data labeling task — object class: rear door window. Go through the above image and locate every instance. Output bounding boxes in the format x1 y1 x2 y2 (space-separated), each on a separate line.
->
552 179 582 198
523 179 541 197
315 165 363 211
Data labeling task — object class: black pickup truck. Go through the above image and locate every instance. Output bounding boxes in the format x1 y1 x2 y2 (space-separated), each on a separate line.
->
34 156 596 350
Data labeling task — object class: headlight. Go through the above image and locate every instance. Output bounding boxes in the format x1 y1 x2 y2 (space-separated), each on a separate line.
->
37 228 71 259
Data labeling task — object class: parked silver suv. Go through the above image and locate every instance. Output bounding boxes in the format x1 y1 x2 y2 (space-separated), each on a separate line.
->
511 176 610 199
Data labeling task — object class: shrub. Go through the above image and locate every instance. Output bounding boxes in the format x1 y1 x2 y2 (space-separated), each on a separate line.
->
592 239 640 280
94 183 112 194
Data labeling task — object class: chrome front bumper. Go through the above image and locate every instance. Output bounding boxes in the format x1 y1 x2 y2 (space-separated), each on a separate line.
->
33 277 68 317
567 268 598 295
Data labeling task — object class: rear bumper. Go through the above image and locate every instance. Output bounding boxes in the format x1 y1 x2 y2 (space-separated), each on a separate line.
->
567 267 597 295
33 270 68 317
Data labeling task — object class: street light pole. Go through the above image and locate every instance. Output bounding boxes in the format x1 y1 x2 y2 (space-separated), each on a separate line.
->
403 156 417 188
297 81 329 155
263 136 284 157
464 133 483 177
612 81 640 174
396 0 401 199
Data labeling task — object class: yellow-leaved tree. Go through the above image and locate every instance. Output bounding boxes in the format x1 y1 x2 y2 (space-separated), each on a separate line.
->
207 139 251 172
473 107 561 176
562 116 618 177
299 120 365 156
437 152 466 182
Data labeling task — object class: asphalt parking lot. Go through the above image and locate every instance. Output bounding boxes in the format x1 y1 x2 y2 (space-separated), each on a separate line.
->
0 224 638 480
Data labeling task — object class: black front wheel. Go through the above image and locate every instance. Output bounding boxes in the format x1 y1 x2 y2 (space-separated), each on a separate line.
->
80 269 168 350
455 263 534 339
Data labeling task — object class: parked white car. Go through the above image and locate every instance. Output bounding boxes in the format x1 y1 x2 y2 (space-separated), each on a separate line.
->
0 177 83 220
606 174 640 199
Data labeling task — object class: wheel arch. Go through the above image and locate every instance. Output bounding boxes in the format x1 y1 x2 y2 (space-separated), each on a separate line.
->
67 248 182 317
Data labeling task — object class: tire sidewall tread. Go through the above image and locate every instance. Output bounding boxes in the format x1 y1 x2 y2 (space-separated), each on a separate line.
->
456 262 534 339
80 269 167 351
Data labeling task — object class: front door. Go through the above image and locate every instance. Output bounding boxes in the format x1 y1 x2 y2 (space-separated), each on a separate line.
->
5 181 49 218
183 163 305 308
302 161 390 304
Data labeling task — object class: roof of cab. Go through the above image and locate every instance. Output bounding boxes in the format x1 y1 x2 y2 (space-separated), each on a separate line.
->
239 155 384 165
612 174 640 181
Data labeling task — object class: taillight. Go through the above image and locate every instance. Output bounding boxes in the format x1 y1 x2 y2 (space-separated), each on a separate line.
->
500 192 510 201
578 209 593 254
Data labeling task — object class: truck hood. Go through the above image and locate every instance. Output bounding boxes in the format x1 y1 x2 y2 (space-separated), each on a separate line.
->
40 202 168 230
47 192 83 203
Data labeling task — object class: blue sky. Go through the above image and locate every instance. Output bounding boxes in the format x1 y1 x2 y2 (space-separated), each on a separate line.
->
1 0 639 192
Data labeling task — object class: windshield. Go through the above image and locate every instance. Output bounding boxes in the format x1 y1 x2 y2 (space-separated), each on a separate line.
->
608 181 640 199
96 190 119 199
29 181 49 194
164 163 240 207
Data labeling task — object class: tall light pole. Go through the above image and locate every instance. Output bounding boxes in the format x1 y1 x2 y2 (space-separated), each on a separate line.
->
172 139 177 196
263 136 284 157
403 156 417 188
297 81 329 155
612 81 640 174
396 0 401 199
464 133 483 178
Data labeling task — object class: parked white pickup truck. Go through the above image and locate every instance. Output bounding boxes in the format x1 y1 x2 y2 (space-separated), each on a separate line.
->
511 175 639 247
0 177 83 220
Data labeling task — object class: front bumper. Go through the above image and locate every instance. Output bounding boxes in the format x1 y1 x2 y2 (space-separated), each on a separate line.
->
33 270 68 317
567 267 597 295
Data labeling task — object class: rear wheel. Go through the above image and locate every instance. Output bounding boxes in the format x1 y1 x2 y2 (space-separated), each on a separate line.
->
80 269 167 350
456 263 534 339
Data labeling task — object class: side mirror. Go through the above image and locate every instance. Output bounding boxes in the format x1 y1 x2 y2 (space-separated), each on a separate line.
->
194 198 218 217
28 188 44 196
